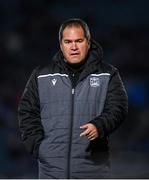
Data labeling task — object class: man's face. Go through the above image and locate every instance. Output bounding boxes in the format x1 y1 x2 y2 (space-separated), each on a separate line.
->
60 26 90 64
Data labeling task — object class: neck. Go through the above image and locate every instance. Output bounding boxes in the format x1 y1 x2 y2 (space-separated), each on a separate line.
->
65 59 86 70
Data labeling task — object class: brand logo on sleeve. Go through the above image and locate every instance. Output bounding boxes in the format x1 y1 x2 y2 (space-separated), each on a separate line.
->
51 78 57 86
90 77 100 87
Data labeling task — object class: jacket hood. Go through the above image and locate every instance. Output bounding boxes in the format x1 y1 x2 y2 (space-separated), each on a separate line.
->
88 39 103 63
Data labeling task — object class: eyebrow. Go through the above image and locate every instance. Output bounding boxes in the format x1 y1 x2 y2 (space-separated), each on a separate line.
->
63 38 84 42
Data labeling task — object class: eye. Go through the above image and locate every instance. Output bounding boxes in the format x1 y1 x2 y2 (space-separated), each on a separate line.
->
79 39 83 42
64 40 71 44
76 39 84 43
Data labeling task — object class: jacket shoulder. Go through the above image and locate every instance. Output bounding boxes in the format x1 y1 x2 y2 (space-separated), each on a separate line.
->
100 61 118 75
33 61 56 77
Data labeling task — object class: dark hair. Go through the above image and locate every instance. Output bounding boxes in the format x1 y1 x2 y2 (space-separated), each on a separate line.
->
59 18 91 42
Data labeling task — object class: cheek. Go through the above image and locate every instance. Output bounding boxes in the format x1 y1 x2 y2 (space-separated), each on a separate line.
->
64 48 69 56
61 46 67 54
62 47 70 58
61 44 67 52
82 46 89 56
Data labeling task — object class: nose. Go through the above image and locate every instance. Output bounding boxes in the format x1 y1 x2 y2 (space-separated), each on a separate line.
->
71 42 78 50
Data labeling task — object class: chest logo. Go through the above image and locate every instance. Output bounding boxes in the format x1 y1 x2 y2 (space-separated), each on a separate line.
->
51 78 57 86
90 77 100 87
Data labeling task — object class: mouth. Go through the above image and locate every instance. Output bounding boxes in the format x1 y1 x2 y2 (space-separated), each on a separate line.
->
70 52 80 56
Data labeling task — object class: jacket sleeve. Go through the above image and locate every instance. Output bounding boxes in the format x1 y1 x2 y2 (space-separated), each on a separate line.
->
90 69 128 138
18 67 44 158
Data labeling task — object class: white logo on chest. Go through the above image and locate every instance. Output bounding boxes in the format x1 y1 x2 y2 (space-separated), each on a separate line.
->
90 77 100 87
51 78 57 86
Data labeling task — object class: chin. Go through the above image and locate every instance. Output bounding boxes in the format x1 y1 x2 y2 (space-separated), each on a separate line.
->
70 61 80 64
68 59 82 64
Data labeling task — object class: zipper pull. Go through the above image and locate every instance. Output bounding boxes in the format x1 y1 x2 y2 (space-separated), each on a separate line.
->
72 88 75 94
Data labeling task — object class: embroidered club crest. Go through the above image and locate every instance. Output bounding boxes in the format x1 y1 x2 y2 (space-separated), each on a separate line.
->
90 77 100 87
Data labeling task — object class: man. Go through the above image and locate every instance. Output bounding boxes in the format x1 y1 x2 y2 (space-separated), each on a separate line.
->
18 18 128 179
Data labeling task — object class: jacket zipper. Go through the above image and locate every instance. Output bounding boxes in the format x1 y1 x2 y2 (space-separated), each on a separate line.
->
67 87 75 179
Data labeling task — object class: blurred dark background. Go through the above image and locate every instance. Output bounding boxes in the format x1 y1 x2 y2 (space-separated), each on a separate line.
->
0 0 149 178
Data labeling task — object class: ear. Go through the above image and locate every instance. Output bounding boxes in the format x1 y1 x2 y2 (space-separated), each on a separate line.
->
88 40 90 50
60 43 63 52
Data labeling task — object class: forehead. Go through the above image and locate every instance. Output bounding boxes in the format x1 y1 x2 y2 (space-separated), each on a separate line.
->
62 26 85 39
